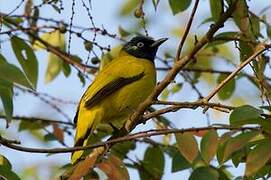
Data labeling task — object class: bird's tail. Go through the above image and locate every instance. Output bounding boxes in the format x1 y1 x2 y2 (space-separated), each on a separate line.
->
71 108 102 164
71 129 92 164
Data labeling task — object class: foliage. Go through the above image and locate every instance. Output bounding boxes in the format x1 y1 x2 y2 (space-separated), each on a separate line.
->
1 0 271 179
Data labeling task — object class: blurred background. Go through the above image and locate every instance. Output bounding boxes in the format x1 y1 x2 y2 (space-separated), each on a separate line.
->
1 0 271 179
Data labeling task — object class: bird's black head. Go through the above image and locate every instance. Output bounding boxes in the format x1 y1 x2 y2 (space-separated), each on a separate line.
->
122 36 168 62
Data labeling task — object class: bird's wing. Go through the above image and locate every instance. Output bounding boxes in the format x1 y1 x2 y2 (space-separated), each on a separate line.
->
72 72 144 125
84 72 145 108
73 56 146 125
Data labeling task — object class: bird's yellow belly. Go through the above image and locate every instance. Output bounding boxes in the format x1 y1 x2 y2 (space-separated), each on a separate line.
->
100 75 155 128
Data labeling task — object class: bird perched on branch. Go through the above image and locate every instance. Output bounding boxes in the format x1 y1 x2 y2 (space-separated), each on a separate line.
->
71 36 167 163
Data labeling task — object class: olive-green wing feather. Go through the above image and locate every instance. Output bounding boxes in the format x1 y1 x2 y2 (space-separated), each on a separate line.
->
73 72 145 125
84 72 145 108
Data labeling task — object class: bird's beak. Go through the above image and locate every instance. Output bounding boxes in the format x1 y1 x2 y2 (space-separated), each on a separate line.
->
150 38 168 48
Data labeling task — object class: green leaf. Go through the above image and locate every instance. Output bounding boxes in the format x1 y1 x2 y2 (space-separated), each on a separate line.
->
209 0 223 22
175 132 198 163
118 26 131 38
62 62 71 77
222 131 259 162
249 13 260 38
254 165 271 179
199 17 213 27
140 146 165 180
168 0 192 15
217 74 236 100
245 140 271 176
231 146 248 167
0 155 12 170
44 133 57 142
200 130 219 164
267 25 271 39
77 72 86 86
189 167 219 180
0 54 32 88
217 131 236 164
171 83 183 93
111 141 136 159
0 166 20 180
11 36 38 89
152 0 160 11
229 105 263 126
0 80 13 126
18 120 49 131
161 88 170 100
239 39 254 62
171 151 191 172
208 32 239 47
218 166 232 180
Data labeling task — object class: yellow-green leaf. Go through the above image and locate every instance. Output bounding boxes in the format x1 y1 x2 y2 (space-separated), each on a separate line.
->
33 30 65 50
34 30 66 83
0 80 13 126
0 54 32 89
209 0 223 22
119 0 138 16
45 53 63 83
217 74 236 100
245 140 271 176
0 155 12 170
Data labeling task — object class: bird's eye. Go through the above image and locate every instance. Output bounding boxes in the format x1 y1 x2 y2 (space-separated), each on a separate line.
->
137 42 144 47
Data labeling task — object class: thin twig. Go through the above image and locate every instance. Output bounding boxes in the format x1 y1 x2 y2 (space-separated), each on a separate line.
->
0 115 74 127
175 0 200 60
204 43 271 102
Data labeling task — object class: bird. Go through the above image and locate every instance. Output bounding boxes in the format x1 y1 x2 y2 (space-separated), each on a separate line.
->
71 35 167 163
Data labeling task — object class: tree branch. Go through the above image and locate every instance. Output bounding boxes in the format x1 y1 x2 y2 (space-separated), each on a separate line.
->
0 126 260 154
